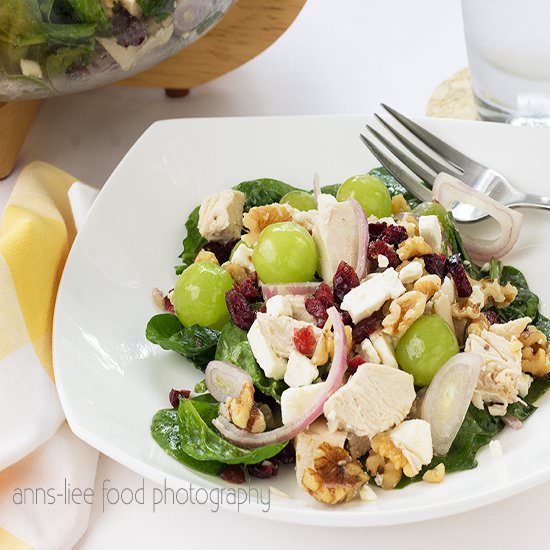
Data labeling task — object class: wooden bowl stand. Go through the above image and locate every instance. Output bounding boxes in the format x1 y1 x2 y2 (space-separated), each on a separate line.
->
0 0 306 179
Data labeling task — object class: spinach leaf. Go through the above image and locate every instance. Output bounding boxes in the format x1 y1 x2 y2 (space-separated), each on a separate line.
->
398 405 503 487
368 166 422 209
535 314 550 340
491 266 540 322
320 184 340 197
215 322 286 402
233 178 298 211
52 0 108 24
44 22 96 46
177 399 287 464
508 374 550 420
146 314 219 370
151 408 224 475
175 205 207 275
137 0 174 19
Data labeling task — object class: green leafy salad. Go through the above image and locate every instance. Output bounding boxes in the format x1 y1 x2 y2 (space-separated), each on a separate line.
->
147 168 550 503
0 0 226 99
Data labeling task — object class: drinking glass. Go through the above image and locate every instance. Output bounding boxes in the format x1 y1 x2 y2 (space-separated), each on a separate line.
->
462 0 550 126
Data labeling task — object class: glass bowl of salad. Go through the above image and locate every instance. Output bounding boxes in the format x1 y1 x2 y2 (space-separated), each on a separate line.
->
0 0 234 101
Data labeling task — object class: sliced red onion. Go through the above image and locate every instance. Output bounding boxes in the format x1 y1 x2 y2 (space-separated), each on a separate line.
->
419 352 483 456
433 173 523 263
212 307 348 448
502 414 523 430
261 282 321 301
349 198 369 279
205 361 252 403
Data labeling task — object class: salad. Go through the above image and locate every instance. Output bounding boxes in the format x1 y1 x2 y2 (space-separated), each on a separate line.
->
0 0 231 100
147 167 550 505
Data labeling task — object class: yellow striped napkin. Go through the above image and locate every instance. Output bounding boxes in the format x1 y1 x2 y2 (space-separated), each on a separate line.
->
0 162 98 550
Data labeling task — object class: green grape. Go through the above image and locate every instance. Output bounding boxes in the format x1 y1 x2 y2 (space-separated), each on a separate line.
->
173 261 233 329
253 222 317 283
396 315 459 386
280 190 316 211
336 175 392 218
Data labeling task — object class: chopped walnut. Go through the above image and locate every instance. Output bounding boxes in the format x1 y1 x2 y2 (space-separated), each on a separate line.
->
221 261 248 283
397 236 433 261
366 433 405 489
382 290 427 338
452 284 485 320
391 194 411 215
226 381 266 433
467 314 491 337
399 213 420 237
413 274 442 300
312 320 353 366
194 249 219 264
422 463 445 483
301 443 368 504
479 279 517 308
242 203 294 245
520 325 550 377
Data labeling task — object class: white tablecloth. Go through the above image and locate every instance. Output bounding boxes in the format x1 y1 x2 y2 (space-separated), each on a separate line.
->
3 1 547 547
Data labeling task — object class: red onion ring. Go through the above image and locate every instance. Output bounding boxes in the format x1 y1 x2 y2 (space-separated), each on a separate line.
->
261 282 321 301
211 307 348 448
433 173 523 263
205 360 253 403
349 198 369 279
502 414 523 430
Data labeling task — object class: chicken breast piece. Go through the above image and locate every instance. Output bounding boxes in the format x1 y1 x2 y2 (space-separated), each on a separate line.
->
466 323 526 416
197 189 245 242
323 363 416 438
312 199 359 282
294 419 347 488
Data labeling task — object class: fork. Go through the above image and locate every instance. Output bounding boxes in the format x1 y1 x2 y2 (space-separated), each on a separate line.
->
360 104 550 223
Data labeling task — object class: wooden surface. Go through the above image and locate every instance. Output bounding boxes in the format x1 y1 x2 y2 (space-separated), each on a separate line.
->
119 0 307 89
0 101 42 179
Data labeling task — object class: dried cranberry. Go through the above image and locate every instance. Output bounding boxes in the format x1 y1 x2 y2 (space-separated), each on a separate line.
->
293 326 317 356
169 388 190 408
220 465 245 484
247 460 279 479
234 272 261 302
333 261 360 303
368 222 388 240
305 282 335 322
367 240 400 268
423 254 448 280
203 239 238 265
111 5 147 47
339 310 352 325
347 355 366 371
352 313 381 343
163 295 174 313
381 225 408 246
274 442 296 465
446 254 473 298
484 310 498 325
226 289 256 330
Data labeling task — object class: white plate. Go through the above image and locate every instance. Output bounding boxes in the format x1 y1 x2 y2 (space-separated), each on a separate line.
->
53 115 550 526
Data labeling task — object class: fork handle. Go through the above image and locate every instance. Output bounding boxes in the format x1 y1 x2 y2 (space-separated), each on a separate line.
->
512 193 550 210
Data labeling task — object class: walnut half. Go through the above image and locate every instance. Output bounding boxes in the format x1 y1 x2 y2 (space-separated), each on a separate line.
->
382 290 427 338
226 381 266 433
302 443 368 504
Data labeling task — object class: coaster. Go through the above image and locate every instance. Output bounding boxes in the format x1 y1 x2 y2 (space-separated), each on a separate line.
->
426 68 479 121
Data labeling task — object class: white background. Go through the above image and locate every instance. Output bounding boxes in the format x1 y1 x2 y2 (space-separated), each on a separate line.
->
3 0 549 547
